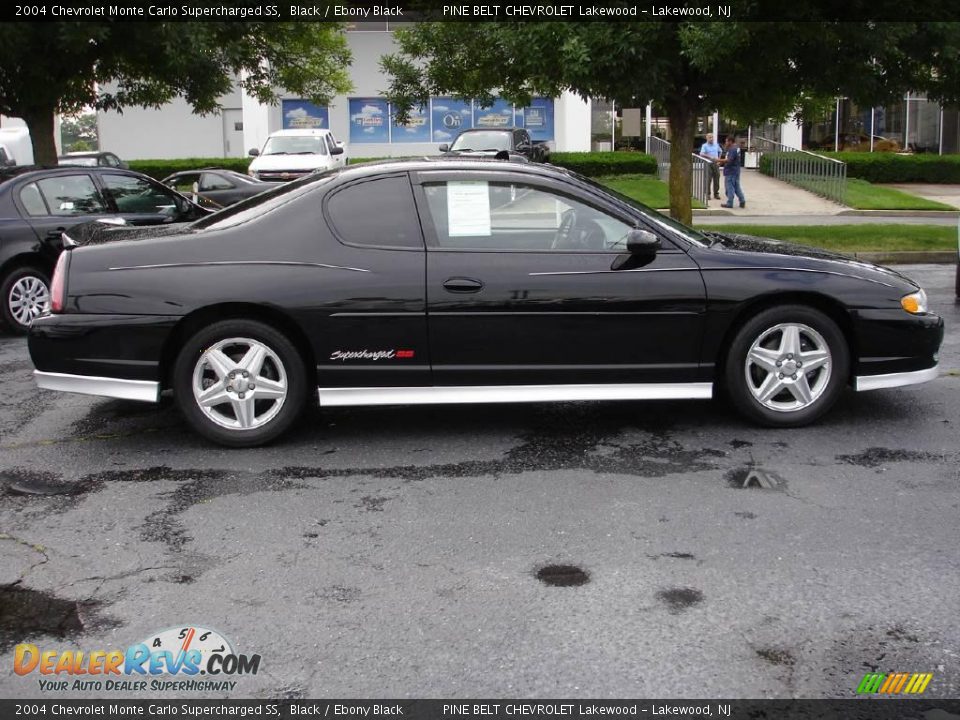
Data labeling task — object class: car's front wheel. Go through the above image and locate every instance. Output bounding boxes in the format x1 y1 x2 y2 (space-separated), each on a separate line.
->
1 266 51 334
724 305 849 427
173 320 308 447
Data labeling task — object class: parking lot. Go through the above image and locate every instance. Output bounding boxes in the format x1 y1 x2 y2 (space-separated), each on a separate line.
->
0 264 957 699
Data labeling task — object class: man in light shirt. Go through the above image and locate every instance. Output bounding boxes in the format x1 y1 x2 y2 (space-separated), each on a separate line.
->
699 133 722 200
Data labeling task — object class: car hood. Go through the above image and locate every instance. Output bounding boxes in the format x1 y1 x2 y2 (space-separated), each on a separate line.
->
702 231 920 290
64 220 193 247
249 154 334 171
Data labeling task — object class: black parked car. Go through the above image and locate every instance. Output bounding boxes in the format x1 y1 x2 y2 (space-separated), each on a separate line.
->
161 169 270 209
0 166 208 333
440 128 550 163
57 151 128 169
29 159 943 447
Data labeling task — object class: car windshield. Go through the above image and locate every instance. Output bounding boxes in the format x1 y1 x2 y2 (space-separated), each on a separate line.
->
451 131 511 152
58 157 98 167
578 174 709 246
191 169 339 231
261 136 328 156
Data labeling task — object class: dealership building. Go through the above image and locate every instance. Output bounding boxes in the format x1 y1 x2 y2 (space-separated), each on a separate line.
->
93 23 960 160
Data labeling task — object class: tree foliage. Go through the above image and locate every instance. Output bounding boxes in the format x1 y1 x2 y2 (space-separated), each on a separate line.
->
0 22 352 165
383 16 960 222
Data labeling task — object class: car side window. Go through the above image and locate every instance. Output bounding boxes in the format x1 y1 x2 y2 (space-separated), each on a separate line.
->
326 175 424 249
325 135 336 153
169 174 200 194
106 154 121 168
34 175 107 216
101 173 180 216
200 173 234 191
421 181 632 252
19 182 49 216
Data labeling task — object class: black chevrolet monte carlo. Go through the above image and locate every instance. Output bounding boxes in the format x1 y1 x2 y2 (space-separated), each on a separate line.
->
28 159 944 447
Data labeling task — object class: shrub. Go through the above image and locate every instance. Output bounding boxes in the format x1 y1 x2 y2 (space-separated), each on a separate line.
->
549 152 657 177
761 151 960 184
127 157 251 180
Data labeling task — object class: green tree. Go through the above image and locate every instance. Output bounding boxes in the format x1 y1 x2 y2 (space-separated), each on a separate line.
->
0 22 352 165
383 17 960 223
60 113 99 153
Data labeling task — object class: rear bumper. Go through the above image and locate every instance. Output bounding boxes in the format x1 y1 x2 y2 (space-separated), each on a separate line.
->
34 370 159 402
854 364 940 392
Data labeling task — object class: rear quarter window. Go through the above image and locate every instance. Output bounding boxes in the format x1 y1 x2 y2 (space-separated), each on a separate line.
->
325 175 424 249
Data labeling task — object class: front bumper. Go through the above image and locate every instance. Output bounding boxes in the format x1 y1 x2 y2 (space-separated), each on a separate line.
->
854 364 940 392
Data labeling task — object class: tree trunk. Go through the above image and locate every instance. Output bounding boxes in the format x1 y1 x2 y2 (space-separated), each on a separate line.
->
23 109 58 166
666 102 695 225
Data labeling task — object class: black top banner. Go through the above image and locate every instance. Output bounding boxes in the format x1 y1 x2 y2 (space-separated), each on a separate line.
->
3 0 960 22
3 699 960 720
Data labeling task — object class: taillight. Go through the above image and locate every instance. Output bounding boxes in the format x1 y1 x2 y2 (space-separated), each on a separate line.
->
50 252 69 313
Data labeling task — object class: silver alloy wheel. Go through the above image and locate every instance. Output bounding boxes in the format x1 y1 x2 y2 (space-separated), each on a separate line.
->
744 322 832 413
191 337 288 431
8 275 50 327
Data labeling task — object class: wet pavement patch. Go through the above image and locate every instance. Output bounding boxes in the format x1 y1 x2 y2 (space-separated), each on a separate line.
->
0 586 89 653
729 439 753 449
756 647 796 666
656 587 704 613
836 447 948 468
2 468 98 497
725 466 786 490
734 511 758 520
536 565 590 587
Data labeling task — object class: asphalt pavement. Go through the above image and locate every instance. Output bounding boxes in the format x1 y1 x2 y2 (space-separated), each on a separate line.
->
0 265 957 700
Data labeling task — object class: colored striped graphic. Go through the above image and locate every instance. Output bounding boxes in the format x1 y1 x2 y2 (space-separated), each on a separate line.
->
857 672 933 694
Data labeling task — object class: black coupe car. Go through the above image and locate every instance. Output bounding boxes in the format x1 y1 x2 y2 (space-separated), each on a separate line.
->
161 169 270 209
28 159 943 447
440 128 550 163
0 166 208 333
57 151 128 169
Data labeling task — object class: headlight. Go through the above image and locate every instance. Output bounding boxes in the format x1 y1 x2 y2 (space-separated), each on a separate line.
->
901 289 928 314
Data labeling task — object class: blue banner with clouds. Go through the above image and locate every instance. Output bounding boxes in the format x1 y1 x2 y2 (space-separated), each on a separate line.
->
349 98 390 143
281 100 329 130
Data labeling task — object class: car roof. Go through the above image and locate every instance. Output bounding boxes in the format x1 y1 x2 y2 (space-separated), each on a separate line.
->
0 165 147 188
332 156 572 182
60 151 109 157
268 128 333 137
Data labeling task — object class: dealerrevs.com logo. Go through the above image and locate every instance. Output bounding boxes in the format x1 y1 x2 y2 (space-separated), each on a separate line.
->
15 625 261 693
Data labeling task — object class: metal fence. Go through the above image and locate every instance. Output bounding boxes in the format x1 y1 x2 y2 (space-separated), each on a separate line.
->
752 135 847 206
647 136 713 207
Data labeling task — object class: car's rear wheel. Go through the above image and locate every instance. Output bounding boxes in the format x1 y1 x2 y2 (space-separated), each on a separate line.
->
173 320 308 447
724 305 849 427
1 266 50 334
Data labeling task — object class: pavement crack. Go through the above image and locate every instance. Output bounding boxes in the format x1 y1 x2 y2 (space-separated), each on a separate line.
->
0 531 50 585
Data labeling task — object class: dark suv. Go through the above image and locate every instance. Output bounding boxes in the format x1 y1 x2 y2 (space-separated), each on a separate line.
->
440 128 550 163
0 166 206 333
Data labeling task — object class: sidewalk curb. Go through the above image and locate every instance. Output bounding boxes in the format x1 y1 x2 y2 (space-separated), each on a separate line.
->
838 209 960 218
851 251 956 265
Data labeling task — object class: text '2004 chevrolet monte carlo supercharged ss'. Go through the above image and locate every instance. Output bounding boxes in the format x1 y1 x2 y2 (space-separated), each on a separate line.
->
28 159 944 447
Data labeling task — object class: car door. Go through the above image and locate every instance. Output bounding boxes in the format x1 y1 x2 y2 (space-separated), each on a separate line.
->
325 134 346 169
17 174 115 253
98 172 195 225
314 172 429 387
199 172 237 208
413 169 707 387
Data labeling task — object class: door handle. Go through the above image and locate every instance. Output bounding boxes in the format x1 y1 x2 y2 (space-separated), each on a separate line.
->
442 277 484 293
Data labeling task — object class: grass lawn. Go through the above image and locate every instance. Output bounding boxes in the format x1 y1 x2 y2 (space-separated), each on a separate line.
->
844 179 956 210
599 174 705 209
694 223 957 252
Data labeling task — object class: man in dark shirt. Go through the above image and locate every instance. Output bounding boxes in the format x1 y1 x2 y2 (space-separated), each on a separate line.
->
720 135 746 208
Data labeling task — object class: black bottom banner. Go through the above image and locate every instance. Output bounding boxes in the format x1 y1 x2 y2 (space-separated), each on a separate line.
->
2 699 960 720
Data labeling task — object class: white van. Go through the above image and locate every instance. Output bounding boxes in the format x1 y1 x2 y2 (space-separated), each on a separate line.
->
247 128 347 182
0 127 34 166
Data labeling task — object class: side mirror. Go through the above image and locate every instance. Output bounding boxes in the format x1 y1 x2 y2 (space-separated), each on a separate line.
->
248 148 260 157
330 146 344 156
438 144 449 152
626 229 661 255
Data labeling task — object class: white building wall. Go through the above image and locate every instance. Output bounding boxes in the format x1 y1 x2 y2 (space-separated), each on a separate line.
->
98 87 242 160
555 91 591 152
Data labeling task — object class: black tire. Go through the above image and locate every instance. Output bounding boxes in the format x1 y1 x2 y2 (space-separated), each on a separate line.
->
724 305 849 427
173 319 308 447
1 266 50 334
